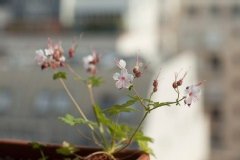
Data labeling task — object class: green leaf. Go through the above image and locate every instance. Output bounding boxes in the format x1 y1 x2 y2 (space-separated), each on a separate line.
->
60 114 97 127
56 142 78 156
152 102 172 108
128 85 133 91
137 140 154 155
134 131 154 155
134 131 153 143
53 72 67 80
31 142 44 150
104 99 137 116
107 123 131 139
88 76 103 87
105 106 136 116
94 105 111 125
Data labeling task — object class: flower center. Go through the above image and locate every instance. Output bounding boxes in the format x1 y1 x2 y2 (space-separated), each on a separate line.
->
120 76 126 80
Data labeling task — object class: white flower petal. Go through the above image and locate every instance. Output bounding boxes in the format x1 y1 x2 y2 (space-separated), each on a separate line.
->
59 56 66 62
117 59 126 69
192 85 201 94
185 96 192 106
116 80 123 89
122 80 131 88
45 48 53 56
35 49 47 65
127 73 134 82
120 68 128 75
113 72 120 80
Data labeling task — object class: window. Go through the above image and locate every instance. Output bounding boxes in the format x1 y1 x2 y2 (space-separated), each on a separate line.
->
33 90 51 115
232 5 240 18
99 93 117 109
209 5 221 17
209 54 222 71
52 91 70 113
186 5 199 17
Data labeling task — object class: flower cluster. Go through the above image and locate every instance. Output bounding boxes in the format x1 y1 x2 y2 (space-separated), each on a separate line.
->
34 38 203 159
35 38 66 70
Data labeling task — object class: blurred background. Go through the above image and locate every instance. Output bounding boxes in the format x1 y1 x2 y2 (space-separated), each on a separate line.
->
0 0 239 159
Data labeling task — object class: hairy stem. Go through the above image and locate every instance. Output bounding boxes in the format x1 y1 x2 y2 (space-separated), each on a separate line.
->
87 84 108 149
59 79 87 121
66 64 83 81
132 87 148 110
114 111 149 153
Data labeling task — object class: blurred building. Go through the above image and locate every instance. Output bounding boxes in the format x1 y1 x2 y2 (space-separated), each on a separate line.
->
179 0 240 159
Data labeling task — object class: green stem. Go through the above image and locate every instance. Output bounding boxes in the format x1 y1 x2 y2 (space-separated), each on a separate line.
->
59 78 102 147
59 79 88 121
114 111 149 153
149 97 186 112
87 84 108 149
66 64 83 81
132 87 148 110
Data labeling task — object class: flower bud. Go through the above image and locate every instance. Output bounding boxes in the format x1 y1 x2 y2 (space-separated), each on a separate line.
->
133 67 141 78
172 82 178 89
177 80 183 86
41 62 49 70
153 87 158 92
152 80 158 92
68 48 75 58
153 80 158 87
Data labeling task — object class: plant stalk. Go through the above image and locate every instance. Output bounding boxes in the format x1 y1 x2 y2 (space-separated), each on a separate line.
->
114 111 149 153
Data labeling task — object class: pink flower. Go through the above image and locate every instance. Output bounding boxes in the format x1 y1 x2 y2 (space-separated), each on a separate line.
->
35 38 66 70
184 82 202 106
68 38 78 58
35 49 47 65
82 51 100 75
113 68 134 89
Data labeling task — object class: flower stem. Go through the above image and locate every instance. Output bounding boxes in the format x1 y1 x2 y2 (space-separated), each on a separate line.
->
59 78 103 146
132 87 148 110
87 84 108 149
114 111 149 153
59 79 88 121
66 64 83 80
149 96 186 112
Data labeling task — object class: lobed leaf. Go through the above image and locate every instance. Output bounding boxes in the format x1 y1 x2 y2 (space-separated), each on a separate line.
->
104 99 137 116
53 71 67 80
88 76 103 87
56 142 78 156
60 114 97 127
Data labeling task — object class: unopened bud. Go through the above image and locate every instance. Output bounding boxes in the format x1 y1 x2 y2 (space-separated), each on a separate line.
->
152 80 158 92
172 82 178 89
133 67 141 78
153 87 158 92
153 80 158 87
41 62 49 70
177 80 183 86
68 48 74 58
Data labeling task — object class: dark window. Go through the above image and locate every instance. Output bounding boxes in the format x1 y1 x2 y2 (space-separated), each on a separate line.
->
232 5 240 18
209 54 222 71
210 5 221 17
186 5 199 17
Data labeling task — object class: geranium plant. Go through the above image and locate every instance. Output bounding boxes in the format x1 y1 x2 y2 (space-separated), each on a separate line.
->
34 38 203 160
